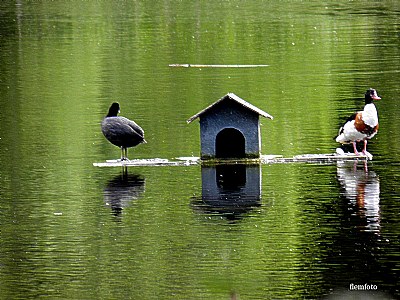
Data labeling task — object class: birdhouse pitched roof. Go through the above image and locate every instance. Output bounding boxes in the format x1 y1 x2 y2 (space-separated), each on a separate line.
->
186 93 273 123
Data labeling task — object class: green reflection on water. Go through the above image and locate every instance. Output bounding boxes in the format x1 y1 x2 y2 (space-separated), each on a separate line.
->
1 1 399 299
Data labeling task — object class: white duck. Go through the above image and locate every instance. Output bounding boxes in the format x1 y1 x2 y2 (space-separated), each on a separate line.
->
336 88 380 155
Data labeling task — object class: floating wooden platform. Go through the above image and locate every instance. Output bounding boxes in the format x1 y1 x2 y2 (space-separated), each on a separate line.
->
269 152 371 164
169 64 269 68
93 152 371 168
93 158 198 167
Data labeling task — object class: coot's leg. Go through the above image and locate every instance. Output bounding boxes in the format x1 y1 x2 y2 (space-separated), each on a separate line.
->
120 148 130 161
120 147 125 161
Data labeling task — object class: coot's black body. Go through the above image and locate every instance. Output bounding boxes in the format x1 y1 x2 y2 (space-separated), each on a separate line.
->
101 102 146 160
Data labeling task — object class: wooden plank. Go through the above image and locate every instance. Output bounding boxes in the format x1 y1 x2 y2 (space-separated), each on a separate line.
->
293 153 370 161
169 64 269 68
93 153 371 167
93 158 198 167
265 153 371 164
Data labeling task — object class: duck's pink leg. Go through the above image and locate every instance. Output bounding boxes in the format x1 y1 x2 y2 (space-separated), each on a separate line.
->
362 140 368 154
352 141 360 155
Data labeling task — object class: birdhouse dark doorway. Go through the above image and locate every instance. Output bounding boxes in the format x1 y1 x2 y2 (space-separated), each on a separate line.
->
215 128 245 159
216 164 246 190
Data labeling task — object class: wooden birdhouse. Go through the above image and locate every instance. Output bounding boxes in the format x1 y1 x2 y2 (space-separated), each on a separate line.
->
187 93 273 159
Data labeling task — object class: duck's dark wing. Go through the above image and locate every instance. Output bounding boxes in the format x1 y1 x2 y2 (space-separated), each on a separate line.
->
338 112 358 135
344 112 358 123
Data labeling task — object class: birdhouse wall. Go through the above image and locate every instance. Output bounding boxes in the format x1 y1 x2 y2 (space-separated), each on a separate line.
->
199 101 261 159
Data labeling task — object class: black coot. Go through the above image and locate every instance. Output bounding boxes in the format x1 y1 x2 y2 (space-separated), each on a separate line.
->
101 102 146 160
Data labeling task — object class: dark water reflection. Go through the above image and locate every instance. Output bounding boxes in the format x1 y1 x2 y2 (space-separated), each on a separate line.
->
103 170 145 217
288 161 398 299
318 161 396 298
192 164 261 220
337 161 380 234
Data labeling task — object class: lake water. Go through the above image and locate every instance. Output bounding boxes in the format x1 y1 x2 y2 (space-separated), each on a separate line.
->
1 1 399 299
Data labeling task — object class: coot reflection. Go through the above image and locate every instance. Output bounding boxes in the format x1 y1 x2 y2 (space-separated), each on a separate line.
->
103 173 145 217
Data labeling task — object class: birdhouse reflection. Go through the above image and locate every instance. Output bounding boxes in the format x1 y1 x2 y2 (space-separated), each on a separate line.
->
336 161 380 233
196 164 261 219
103 173 145 217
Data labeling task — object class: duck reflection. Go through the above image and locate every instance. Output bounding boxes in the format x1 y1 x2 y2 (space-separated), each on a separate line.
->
192 164 261 220
103 171 145 216
336 160 380 234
